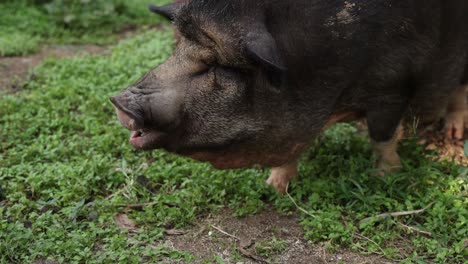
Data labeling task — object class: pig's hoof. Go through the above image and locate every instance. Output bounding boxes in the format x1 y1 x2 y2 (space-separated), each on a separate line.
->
266 175 290 194
266 161 298 194
444 111 466 140
372 129 402 177
375 157 402 176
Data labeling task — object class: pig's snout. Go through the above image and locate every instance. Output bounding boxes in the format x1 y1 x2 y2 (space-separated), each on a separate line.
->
110 85 184 133
110 91 144 131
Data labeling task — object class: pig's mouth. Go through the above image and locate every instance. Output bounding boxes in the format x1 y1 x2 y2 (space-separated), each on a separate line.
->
128 129 167 150
110 99 168 150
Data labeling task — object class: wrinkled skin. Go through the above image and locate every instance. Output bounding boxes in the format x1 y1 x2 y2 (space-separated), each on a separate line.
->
112 0 468 193
110 37 309 169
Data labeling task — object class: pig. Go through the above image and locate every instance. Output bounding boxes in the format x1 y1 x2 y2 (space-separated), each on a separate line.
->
111 0 468 193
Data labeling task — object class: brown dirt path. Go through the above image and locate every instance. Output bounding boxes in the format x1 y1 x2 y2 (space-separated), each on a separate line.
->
0 44 108 92
158 208 394 264
0 26 140 92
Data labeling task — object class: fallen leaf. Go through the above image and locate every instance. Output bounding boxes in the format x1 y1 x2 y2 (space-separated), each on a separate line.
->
113 213 139 232
164 229 186 236
239 238 254 249
426 144 437 150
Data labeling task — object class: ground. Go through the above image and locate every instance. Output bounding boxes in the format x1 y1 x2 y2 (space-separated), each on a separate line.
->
159 208 393 264
1 33 467 264
0 9 466 263
0 45 397 263
0 44 106 92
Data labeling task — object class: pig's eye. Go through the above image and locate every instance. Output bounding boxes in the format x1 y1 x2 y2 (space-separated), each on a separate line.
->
201 58 218 68
207 66 218 82
195 60 218 77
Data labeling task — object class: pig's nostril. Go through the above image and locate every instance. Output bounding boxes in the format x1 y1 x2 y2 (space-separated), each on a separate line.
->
109 95 128 110
109 95 129 113
109 96 118 106
110 94 145 128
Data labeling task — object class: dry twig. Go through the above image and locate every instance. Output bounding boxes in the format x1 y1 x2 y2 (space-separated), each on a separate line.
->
114 201 177 209
352 233 401 262
398 223 432 237
360 203 433 224
210 224 240 240
209 224 267 263
285 183 316 218
114 202 158 209
353 233 385 254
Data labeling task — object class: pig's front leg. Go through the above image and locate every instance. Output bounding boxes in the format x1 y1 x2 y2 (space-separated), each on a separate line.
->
372 126 403 176
444 85 467 140
367 103 405 176
266 160 298 194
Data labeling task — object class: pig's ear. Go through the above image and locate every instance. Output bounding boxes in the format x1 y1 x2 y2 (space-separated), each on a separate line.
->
245 30 287 88
148 3 181 21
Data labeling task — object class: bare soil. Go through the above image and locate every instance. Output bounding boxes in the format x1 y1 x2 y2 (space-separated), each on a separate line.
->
418 126 467 166
0 44 108 92
0 26 148 93
158 208 394 264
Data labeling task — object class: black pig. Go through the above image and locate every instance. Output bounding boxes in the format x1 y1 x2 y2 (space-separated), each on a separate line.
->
111 0 468 193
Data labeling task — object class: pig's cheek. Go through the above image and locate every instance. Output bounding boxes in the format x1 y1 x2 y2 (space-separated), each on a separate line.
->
189 152 251 169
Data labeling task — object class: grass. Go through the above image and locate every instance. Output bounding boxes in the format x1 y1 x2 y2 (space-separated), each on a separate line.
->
0 27 467 263
255 237 288 259
0 32 41 56
0 0 172 56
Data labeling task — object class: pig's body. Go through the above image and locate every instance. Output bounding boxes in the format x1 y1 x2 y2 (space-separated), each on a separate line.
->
264 0 467 137
112 0 468 193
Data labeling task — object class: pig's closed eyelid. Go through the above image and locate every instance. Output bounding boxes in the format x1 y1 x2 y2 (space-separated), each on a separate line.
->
201 58 217 67
192 64 214 77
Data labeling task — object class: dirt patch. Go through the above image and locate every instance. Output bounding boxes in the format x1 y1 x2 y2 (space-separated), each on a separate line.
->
0 26 156 93
417 124 467 166
0 44 108 92
158 208 393 264
419 135 467 166
355 120 467 166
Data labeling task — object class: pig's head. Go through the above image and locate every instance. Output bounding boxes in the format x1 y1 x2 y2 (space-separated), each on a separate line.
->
111 1 310 169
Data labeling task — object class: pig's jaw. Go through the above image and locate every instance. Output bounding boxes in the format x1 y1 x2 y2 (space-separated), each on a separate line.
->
113 99 308 168
129 129 166 150
112 106 168 150
183 143 307 169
